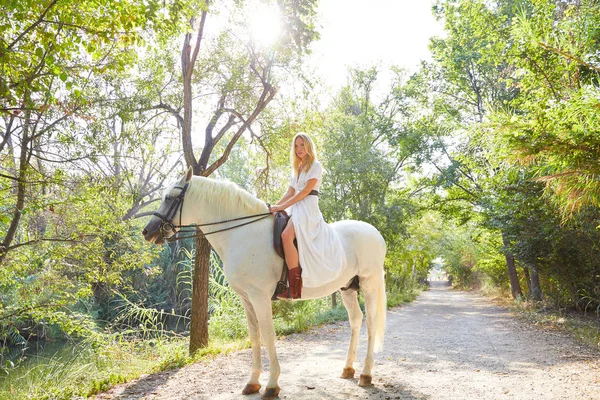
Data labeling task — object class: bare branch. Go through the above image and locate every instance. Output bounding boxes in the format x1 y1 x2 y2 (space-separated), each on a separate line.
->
212 114 237 147
132 210 158 219
151 103 184 126
190 5 209 75
204 85 278 176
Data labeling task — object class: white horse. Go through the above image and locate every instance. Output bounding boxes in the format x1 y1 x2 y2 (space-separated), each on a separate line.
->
142 169 387 399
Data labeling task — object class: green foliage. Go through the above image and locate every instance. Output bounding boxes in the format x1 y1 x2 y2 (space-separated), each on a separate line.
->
407 0 600 314
1 1 148 109
385 213 442 295
0 334 196 399
314 67 431 293
272 297 347 335
493 0 600 217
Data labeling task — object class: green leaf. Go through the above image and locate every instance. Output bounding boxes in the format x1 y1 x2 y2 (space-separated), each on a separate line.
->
60 72 68 82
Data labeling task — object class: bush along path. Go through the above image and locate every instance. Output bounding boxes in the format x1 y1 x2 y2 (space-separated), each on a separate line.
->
98 281 600 400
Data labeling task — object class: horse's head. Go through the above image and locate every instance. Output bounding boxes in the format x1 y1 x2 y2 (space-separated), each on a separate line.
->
142 168 193 245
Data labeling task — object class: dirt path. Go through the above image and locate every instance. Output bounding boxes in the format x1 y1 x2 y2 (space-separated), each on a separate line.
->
99 281 600 400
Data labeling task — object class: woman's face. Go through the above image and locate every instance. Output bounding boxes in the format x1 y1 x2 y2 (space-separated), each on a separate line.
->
295 137 307 160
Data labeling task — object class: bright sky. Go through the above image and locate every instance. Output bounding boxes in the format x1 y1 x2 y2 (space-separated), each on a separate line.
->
309 0 445 94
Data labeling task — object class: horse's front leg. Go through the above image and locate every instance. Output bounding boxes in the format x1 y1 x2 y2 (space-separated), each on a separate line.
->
249 293 281 399
340 289 363 380
240 297 262 395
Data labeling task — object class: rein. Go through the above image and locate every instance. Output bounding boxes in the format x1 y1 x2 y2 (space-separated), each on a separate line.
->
152 182 273 242
167 212 272 242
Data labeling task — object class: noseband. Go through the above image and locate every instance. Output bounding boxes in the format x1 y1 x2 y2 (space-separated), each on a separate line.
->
153 184 189 236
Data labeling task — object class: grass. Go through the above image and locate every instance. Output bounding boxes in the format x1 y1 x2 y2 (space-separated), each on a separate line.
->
0 299 347 399
0 334 252 400
273 298 350 336
387 287 420 308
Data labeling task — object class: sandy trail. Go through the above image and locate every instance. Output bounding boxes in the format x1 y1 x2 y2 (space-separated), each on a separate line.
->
99 281 600 400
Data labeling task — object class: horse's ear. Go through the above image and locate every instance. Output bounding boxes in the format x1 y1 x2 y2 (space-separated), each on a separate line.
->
184 166 193 183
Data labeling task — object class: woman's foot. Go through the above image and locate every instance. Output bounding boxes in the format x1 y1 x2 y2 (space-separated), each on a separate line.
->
277 266 302 299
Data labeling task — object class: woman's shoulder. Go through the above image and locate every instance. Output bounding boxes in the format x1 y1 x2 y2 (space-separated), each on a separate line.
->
304 160 322 180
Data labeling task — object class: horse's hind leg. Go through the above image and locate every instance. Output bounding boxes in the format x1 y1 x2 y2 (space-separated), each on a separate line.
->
358 277 386 387
240 297 262 395
357 287 377 386
340 289 363 380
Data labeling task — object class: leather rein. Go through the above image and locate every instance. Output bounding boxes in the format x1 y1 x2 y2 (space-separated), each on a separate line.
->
152 183 272 242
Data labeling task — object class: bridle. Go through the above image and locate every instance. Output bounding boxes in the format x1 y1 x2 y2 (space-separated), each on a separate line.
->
152 183 272 242
153 184 189 238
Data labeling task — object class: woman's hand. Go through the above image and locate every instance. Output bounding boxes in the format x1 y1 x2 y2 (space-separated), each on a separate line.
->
269 204 285 214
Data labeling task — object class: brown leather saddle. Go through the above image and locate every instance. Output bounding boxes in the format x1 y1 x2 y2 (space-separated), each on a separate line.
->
271 210 360 300
271 211 292 299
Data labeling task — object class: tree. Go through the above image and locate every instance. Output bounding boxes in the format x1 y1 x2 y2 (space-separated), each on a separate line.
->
147 0 319 353
493 0 600 218
0 1 202 353
314 67 428 295
0 0 172 264
404 0 527 298
416 0 600 306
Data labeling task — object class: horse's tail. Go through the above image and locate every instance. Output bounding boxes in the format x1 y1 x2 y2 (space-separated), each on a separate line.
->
374 270 387 353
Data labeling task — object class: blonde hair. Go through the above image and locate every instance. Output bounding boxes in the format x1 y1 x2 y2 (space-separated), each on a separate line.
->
290 133 317 177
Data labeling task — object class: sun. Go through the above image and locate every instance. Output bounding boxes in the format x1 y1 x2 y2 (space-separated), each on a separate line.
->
248 3 282 48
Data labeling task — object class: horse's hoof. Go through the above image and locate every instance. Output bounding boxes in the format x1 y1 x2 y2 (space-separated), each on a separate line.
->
242 383 261 395
261 386 280 399
340 367 355 379
358 374 372 387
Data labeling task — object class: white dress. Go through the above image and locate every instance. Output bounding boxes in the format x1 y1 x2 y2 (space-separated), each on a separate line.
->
288 161 346 288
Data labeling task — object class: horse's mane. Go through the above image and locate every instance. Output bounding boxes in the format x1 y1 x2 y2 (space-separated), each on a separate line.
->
187 176 268 217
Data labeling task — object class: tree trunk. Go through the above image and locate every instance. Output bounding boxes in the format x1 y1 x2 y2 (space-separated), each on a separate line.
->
189 229 210 354
523 265 532 297
91 281 110 315
0 108 31 265
502 232 523 299
331 292 337 308
528 262 543 301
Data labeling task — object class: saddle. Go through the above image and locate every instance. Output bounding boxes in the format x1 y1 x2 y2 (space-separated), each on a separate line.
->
271 211 292 300
273 210 291 259
271 211 360 300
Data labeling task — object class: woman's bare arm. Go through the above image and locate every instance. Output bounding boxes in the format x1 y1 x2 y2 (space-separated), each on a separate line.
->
274 186 295 206
270 179 317 213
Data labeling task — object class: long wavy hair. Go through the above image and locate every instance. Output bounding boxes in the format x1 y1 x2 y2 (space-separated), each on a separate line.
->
290 133 317 178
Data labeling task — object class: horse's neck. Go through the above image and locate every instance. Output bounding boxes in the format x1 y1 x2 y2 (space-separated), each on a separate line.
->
187 177 264 221
185 177 269 261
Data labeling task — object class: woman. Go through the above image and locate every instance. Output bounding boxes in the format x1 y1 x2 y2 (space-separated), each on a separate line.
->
269 133 346 299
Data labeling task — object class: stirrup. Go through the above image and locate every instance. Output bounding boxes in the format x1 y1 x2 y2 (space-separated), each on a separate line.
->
272 280 289 301
276 287 292 300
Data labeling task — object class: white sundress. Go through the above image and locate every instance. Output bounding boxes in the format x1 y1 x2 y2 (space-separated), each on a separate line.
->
288 161 346 288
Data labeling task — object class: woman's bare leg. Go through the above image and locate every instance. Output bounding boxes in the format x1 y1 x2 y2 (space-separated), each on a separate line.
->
281 220 298 270
279 221 302 298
